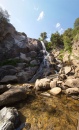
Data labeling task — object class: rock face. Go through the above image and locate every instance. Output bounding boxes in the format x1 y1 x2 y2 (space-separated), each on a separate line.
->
0 107 20 130
0 22 57 83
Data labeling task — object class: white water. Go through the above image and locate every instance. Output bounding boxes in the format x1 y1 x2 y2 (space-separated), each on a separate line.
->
29 41 52 82
41 41 52 67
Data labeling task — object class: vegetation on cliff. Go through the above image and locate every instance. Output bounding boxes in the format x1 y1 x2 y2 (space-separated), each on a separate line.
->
39 18 79 54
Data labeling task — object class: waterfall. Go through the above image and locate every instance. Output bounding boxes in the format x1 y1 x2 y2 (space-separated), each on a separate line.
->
29 41 52 83
41 41 52 67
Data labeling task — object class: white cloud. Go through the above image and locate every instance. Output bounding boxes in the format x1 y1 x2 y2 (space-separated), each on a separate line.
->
56 23 60 28
37 11 44 21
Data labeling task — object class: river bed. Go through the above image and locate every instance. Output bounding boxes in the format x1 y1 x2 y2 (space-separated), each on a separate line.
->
15 92 79 130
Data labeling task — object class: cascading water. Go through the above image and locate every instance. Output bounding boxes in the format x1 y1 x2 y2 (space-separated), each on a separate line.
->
29 41 52 82
41 41 52 67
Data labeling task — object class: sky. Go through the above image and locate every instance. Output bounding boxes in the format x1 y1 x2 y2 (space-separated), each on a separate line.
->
0 0 79 40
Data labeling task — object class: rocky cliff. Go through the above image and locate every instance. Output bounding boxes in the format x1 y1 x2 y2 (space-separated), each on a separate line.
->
0 22 58 84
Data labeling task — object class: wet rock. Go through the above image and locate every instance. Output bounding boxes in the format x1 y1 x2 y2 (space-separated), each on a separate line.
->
0 107 20 130
34 78 50 91
50 87 61 95
65 87 79 95
0 88 27 106
0 75 18 83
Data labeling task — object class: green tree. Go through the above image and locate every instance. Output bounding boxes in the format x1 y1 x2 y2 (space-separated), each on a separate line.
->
50 32 63 48
63 36 72 53
74 18 79 28
40 32 47 41
0 7 10 23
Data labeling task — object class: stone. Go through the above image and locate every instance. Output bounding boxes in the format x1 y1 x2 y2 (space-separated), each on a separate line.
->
0 88 27 106
28 51 37 58
20 53 31 62
50 87 61 95
58 74 67 80
0 107 20 130
30 59 39 66
64 66 72 74
0 85 9 94
50 80 57 88
0 75 18 83
17 63 27 68
64 78 79 88
41 92 51 97
34 78 50 91
65 87 79 95
17 67 38 83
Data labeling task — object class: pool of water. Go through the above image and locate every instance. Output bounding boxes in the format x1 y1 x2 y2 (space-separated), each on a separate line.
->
17 92 79 130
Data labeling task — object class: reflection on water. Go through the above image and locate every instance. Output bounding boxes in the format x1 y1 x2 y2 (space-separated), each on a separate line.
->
18 93 79 130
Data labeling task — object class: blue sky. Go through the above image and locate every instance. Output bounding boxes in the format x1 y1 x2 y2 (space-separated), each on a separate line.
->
0 0 79 40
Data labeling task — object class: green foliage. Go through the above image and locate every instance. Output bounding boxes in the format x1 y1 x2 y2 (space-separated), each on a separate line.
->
74 18 79 28
74 33 79 42
50 32 63 48
63 28 73 41
0 59 21 66
45 41 52 51
63 36 72 53
58 50 64 61
0 7 10 23
62 28 73 53
73 26 79 38
40 32 47 41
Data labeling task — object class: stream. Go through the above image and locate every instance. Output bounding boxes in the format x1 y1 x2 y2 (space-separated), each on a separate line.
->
16 92 79 130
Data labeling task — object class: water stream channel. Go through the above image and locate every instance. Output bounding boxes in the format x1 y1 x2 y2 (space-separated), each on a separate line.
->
17 92 79 130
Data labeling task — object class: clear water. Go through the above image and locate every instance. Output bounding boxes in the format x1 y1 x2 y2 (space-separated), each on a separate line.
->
17 92 79 130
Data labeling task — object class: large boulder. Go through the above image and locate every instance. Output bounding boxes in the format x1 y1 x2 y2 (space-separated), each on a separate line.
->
34 78 50 91
17 66 38 83
0 88 27 106
0 85 9 94
65 88 79 95
0 75 18 83
50 87 61 95
0 107 20 130
64 78 79 88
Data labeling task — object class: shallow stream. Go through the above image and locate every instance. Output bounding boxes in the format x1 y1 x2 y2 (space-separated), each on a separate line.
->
16 92 79 130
